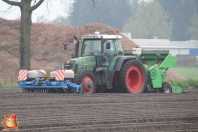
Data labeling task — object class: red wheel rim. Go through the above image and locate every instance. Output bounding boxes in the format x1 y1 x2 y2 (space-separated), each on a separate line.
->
126 65 144 93
82 76 94 94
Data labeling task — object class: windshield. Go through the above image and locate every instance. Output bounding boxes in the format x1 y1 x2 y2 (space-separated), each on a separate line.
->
115 39 123 53
81 40 101 57
81 39 123 57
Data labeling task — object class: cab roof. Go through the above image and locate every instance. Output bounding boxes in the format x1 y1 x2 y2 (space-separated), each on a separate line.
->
82 33 122 39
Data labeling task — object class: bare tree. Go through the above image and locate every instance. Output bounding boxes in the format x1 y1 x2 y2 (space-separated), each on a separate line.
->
2 0 97 70
2 0 44 70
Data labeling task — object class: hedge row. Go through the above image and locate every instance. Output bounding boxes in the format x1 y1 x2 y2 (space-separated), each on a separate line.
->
167 79 198 89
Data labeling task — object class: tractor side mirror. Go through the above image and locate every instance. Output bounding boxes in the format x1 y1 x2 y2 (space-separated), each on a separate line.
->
106 42 110 49
63 41 67 50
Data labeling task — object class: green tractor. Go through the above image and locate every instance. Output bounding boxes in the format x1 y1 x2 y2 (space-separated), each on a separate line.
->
63 32 177 94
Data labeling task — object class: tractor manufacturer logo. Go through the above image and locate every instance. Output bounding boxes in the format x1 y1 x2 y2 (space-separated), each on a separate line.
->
1 114 19 131
150 69 157 80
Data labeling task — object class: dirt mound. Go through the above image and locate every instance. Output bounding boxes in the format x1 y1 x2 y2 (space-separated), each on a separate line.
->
0 18 183 83
0 18 138 83
166 69 185 80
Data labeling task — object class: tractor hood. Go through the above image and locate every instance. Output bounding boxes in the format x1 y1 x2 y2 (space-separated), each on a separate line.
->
64 56 96 74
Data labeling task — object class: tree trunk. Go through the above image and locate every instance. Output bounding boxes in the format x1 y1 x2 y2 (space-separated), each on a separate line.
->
20 0 32 70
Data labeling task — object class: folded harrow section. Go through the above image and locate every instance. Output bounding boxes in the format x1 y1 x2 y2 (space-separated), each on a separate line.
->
18 69 82 93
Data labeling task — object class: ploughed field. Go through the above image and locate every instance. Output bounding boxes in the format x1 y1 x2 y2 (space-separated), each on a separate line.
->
0 88 198 132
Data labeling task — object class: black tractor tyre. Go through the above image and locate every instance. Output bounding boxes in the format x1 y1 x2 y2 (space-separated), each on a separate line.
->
74 70 96 94
160 82 172 93
120 59 147 93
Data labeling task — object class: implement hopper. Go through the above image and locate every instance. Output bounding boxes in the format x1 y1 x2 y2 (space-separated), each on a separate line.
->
138 50 179 93
139 50 176 69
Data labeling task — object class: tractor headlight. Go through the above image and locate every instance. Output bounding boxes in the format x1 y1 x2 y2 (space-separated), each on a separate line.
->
64 60 76 70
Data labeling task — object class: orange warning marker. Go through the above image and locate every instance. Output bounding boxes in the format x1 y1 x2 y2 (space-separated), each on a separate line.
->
55 70 65 81
18 70 28 81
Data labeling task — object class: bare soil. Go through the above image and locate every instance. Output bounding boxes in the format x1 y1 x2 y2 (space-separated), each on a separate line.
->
0 88 198 131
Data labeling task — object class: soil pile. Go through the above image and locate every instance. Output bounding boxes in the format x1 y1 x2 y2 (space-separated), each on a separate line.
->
166 69 185 80
0 18 183 83
0 18 138 83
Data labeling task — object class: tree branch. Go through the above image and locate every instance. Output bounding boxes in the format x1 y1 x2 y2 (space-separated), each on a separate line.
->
2 0 21 6
4 5 12 13
30 0 44 11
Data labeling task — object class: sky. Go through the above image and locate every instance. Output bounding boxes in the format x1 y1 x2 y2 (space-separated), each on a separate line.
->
0 0 73 22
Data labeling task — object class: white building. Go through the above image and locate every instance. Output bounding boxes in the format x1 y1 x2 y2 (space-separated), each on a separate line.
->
131 39 189 56
122 33 198 56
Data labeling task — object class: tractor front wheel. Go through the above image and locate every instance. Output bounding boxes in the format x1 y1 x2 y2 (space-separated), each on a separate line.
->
120 59 147 93
75 70 96 94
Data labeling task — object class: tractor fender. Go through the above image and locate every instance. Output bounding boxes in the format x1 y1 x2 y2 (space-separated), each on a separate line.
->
113 56 138 71
108 56 137 89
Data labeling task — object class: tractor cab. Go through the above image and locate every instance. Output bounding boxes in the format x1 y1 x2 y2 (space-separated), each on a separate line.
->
81 32 123 68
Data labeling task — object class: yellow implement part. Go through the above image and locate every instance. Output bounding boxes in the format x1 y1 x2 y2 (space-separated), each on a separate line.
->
43 74 51 80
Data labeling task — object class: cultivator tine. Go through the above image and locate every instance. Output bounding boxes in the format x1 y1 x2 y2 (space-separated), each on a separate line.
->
63 88 67 93
56 88 58 93
22 88 49 93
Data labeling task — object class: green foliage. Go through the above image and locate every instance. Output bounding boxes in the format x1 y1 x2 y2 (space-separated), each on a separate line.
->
188 79 198 88
171 66 198 80
36 15 49 24
70 0 131 30
158 0 197 40
168 79 189 88
49 16 71 26
0 82 17 88
168 79 198 89
185 13 198 40
127 0 138 12
123 0 173 39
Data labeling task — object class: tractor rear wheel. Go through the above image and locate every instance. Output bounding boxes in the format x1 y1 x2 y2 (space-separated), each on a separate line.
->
120 59 147 93
75 70 96 94
160 82 172 93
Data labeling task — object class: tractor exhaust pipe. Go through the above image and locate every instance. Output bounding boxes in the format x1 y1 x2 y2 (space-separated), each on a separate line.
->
74 36 79 58
101 36 105 67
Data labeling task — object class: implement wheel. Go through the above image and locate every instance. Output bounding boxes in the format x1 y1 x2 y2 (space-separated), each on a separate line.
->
160 82 172 93
75 70 96 94
120 59 147 93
